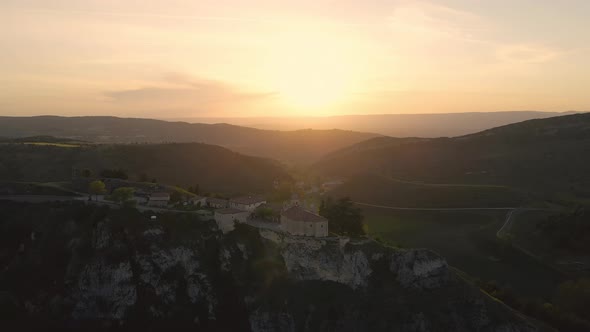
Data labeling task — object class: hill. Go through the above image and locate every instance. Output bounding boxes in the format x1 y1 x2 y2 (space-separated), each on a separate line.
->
313 113 590 203
0 142 290 194
177 111 579 137
0 116 379 163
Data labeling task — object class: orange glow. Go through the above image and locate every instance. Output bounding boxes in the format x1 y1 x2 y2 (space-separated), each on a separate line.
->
266 28 362 111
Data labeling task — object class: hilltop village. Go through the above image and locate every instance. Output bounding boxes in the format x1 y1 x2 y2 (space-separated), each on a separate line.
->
79 176 336 238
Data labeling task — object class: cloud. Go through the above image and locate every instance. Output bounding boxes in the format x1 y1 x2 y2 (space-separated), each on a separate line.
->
495 44 561 64
387 1 563 66
387 1 488 43
104 73 276 109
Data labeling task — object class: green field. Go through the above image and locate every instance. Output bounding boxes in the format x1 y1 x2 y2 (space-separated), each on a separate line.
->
0 181 81 196
362 206 565 298
509 209 590 275
23 142 80 148
330 174 526 209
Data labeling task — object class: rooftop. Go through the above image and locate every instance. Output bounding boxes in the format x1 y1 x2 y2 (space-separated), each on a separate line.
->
150 192 170 200
230 195 266 205
281 206 327 223
207 197 228 204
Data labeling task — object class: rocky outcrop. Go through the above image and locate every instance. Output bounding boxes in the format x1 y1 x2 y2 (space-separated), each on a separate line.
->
260 229 449 290
0 202 541 331
72 260 136 320
390 249 449 289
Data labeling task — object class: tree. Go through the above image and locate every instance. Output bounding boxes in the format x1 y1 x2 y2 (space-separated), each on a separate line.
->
111 187 135 205
88 180 106 201
254 206 275 220
188 184 200 195
99 168 128 180
81 168 93 178
269 181 293 202
319 197 365 236
170 190 183 204
138 173 149 182
555 278 590 317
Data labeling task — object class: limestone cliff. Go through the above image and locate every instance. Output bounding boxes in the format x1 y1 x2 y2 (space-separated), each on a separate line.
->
0 202 540 331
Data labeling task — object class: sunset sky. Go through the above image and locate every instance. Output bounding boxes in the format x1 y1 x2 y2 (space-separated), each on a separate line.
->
1 0 589 118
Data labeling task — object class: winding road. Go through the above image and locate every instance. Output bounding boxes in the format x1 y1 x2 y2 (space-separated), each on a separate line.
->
353 201 517 211
353 201 556 238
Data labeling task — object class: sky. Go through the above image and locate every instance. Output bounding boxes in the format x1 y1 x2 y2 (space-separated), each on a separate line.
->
1 0 589 118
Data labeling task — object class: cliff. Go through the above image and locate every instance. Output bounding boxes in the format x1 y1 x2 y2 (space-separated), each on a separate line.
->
0 201 539 331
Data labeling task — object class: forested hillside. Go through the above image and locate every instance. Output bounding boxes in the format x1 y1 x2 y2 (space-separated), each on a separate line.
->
313 113 590 202
0 142 290 194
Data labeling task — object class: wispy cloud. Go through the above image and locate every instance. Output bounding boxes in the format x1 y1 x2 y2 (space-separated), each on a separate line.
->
495 44 561 64
104 73 276 108
387 1 562 64
387 0 489 43
8 6 267 23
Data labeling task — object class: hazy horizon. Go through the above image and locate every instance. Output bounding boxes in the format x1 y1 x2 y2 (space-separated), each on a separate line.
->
1 110 582 138
2 1 590 118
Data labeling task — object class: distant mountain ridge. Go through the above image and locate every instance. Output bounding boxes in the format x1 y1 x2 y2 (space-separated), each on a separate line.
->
172 111 580 137
0 116 379 163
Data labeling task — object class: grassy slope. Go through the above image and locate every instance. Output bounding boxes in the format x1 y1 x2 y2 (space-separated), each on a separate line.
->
362 207 564 299
510 209 590 275
313 113 590 201
329 174 525 208
0 181 81 196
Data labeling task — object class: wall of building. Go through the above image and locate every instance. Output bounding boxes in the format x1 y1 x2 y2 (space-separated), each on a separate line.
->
215 212 248 233
314 221 328 237
148 200 168 207
281 216 328 238
209 202 227 209
192 198 207 206
229 201 266 212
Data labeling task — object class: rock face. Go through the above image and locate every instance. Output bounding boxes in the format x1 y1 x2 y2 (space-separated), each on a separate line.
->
0 202 539 331
72 260 137 320
260 230 450 291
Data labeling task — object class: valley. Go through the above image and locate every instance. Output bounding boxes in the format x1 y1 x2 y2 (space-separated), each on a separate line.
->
0 113 589 331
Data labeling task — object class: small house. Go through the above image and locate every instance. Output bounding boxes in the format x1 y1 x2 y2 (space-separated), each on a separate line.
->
207 197 228 209
280 206 328 238
190 195 207 207
229 195 267 212
148 192 170 207
214 208 249 233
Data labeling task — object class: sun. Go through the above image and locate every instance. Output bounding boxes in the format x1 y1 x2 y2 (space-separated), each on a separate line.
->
276 50 352 109
267 27 363 112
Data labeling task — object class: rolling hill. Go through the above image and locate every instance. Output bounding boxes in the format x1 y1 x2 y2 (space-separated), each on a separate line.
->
176 111 579 137
0 116 379 163
0 142 290 194
313 113 590 204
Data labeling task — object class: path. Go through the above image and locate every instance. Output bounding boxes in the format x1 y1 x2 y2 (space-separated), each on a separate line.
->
380 175 509 189
0 195 202 214
0 195 83 203
354 201 517 211
497 209 517 238
247 219 281 232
